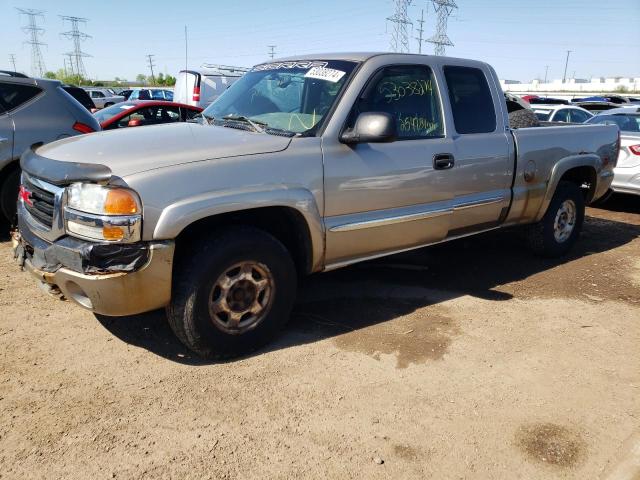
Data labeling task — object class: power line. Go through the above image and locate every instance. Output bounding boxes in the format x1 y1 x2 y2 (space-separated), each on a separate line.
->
146 54 156 84
268 45 276 60
60 16 91 78
562 50 572 83
427 0 458 56
9 54 17 72
387 0 413 53
16 8 47 77
415 9 426 54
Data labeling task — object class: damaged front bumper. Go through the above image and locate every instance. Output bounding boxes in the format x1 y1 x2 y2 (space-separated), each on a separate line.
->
14 215 175 316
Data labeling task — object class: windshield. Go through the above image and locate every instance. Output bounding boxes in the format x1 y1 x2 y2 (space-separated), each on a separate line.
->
586 114 640 133
93 102 135 123
202 60 358 135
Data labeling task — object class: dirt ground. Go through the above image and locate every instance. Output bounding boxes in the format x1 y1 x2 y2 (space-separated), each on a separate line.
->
1 195 639 480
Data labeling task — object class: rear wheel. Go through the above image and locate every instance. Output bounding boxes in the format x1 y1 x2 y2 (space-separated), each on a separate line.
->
167 227 297 359
104 102 114 108
527 181 585 257
0 167 20 227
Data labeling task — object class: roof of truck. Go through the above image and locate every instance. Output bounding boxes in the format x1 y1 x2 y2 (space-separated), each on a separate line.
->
273 52 475 63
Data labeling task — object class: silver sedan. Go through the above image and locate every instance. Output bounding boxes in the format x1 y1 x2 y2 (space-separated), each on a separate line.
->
587 107 640 196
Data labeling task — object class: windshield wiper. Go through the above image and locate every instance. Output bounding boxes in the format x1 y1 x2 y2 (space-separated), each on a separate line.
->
222 115 267 133
200 113 214 125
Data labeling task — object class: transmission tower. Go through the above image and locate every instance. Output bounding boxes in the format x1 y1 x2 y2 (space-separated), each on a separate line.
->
146 54 156 84
387 0 413 53
268 45 276 60
9 54 18 72
60 16 91 78
415 9 426 54
427 0 457 56
16 8 47 77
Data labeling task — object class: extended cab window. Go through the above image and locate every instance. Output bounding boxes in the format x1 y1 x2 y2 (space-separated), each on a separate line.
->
443 66 496 134
349 65 443 139
0 83 41 113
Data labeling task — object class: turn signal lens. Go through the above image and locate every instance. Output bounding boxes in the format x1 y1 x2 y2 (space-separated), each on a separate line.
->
102 225 125 241
104 189 139 214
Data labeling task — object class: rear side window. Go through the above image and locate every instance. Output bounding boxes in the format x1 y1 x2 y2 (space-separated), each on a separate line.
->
0 83 41 113
553 109 570 122
349 64 444 139
443 66 496 134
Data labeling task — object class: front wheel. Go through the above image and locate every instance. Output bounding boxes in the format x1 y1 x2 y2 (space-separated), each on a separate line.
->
167 227 297 359
526 181 585 257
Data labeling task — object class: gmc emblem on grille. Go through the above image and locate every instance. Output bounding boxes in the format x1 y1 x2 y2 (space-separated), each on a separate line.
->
19 185 33 207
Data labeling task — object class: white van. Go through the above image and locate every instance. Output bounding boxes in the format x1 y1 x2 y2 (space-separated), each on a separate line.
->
174 64 248 108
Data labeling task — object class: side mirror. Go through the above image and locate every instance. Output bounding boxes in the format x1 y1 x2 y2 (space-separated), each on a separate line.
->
127 119 142 127
340 112 397 144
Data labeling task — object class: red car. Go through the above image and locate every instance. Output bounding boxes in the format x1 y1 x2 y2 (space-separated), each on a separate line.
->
93 100 203 130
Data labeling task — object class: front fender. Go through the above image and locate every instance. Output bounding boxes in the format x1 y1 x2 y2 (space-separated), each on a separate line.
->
534 154 601 222
153 185 325 271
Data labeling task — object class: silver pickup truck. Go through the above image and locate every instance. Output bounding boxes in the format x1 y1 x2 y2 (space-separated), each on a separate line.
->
13 53 619 358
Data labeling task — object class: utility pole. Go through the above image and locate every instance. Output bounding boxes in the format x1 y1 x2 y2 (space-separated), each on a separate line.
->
268 45 276 60
16 8 47 77
387 0 413 53
543 65 549 83
427 0 458 56
146 54 156 85
415 9 426 54
9 54 17 72
562 50 571 84
60 16 91 79
184 26 188 72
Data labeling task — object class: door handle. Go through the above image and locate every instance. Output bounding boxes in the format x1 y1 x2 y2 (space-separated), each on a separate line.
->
433 153 455 170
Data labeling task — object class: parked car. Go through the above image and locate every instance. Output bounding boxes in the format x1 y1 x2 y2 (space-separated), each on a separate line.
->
527 96 569 105
586 109 640 196
0 71 100 225
573 95 630 105
128 88 174 101
173 65 248 108
13 53 618 359
84 88 125 108
114 89 133 100
93 101 202 129
532 104 593 123
571 101 620 113
61 85 96 111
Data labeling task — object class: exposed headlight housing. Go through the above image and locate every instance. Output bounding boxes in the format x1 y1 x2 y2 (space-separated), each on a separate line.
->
64 183 142 243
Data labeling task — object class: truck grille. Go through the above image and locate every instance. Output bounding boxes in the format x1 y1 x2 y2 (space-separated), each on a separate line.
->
23 176 56 228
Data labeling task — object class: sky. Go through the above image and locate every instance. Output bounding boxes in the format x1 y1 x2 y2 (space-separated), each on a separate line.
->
1 0 639 82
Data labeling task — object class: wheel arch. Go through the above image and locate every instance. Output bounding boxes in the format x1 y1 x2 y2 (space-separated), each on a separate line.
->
535 156 599 221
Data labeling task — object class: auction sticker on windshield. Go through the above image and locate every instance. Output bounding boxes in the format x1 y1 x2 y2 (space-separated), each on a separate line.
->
304 67 346 83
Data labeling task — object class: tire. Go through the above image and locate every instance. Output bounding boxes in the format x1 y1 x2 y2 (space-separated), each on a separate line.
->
526 181 585 257
167 226 297 359
509 108 540 129
0 167 20 226
104 102 114 108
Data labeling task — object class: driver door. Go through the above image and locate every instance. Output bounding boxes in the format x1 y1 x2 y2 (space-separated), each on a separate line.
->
322 64 456 267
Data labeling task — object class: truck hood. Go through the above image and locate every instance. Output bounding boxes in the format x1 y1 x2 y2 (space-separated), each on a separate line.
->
34 123 292 179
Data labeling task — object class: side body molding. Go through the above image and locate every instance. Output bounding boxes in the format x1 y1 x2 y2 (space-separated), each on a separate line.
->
153 185 325 272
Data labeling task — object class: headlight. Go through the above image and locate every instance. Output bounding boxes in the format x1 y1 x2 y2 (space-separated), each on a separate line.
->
67 183 140 215
64 183 142 243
